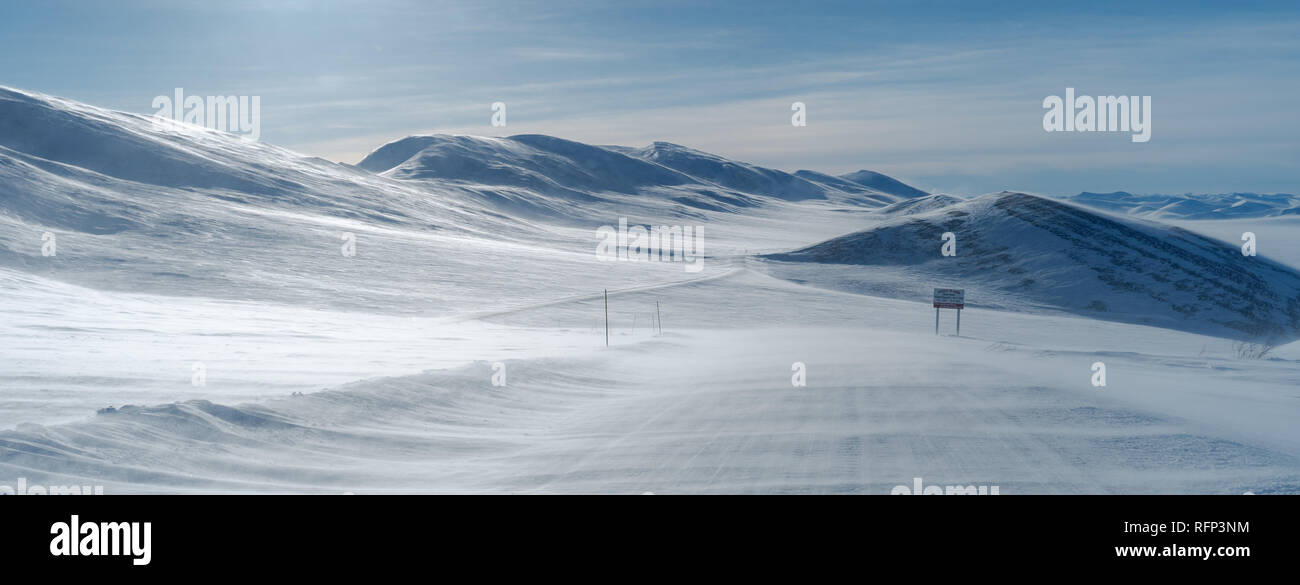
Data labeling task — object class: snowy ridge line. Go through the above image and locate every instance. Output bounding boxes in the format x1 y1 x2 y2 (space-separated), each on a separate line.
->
357 133 929 211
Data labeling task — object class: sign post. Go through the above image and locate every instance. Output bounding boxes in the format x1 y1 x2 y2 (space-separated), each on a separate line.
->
932 288 965 336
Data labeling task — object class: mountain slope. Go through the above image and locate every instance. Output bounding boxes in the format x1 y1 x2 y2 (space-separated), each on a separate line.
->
359 134 926 212
792 169 902 206
0 86 513 232
359 134 696 196
0 86 303 196
839 169 929 199
878 193 962 215
768 192 1300 341
614 141 827 201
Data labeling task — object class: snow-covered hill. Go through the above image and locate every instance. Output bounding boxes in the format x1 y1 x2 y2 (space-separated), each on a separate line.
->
839 169 930 199
358 133 925 212
877 193 963 216
360 134 693 197
767 192 1300 342
791 170 900 206
615 141 829 201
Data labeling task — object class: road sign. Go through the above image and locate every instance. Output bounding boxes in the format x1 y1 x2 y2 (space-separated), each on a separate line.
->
933 288 965 309
933 288 965 335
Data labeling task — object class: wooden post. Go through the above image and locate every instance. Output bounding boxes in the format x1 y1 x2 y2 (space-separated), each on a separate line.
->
935 308 939 335
656 301 662 335
956 308 961 336
604 289 609 346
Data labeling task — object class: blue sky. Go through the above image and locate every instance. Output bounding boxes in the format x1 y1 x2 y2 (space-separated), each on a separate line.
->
2 0 1297 195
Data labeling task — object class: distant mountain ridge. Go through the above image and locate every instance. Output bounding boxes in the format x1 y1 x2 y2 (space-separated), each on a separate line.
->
1064 191 1300 219
359 133 930 208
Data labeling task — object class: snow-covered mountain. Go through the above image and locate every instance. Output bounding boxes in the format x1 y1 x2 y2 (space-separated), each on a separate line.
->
1064 191 1300 219
360 134 694 198
359 134 927 212
613 141 828 201
767 192 1300 342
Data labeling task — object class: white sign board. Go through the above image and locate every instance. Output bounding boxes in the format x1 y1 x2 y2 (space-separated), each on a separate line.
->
933 288 965 309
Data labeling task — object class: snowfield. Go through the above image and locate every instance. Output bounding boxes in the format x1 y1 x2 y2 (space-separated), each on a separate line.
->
2 87 1299 493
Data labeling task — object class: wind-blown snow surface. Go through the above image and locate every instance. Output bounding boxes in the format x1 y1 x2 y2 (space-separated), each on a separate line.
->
3 87 1300 494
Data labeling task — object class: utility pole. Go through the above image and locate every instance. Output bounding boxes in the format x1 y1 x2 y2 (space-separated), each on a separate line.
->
604 289 609 346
